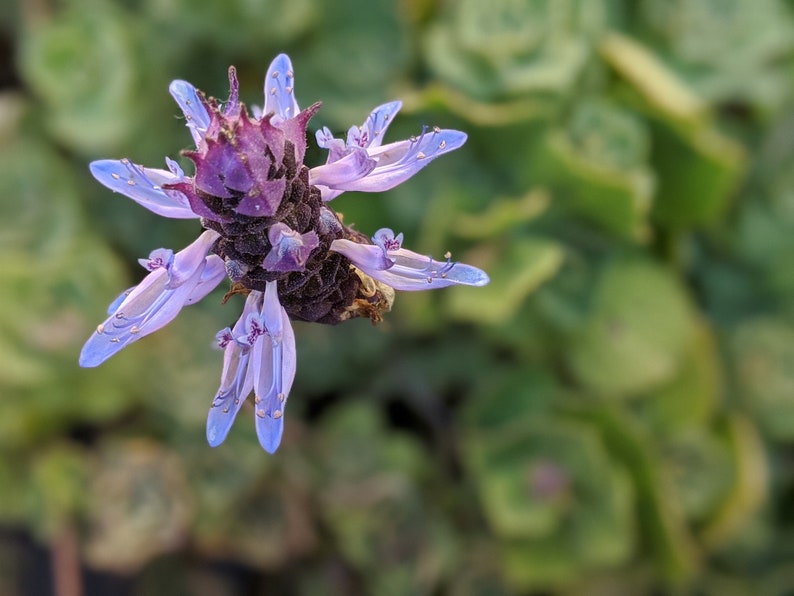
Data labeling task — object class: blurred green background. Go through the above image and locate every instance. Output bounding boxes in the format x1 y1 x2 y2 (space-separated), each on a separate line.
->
2 0 794 594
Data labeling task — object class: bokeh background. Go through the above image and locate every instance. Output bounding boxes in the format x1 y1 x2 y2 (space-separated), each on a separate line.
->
2 0 794 594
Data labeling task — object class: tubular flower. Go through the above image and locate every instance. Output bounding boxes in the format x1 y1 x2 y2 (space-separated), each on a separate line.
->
80 54 489 453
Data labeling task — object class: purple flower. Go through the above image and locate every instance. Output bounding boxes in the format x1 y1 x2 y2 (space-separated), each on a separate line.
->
80 54 489 453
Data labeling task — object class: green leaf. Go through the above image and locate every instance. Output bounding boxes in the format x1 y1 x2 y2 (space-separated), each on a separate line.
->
19 0 145 152
568 257 694 398
465 417 635 590
650 120 746 228
425 0 608 101
635 319 722 433
447 237 564 324
731 318 794 440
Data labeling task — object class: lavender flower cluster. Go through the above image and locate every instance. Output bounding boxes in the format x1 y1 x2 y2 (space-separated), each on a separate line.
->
80 54 488 452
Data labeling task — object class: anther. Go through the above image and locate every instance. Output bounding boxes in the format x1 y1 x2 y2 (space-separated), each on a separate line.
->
256 409 266 418
96 324 105 334
416 152 426 159
433 126 441 133
110 337 120 343
439 140 447 150
255 396 262 404
115 312 126 319
273 410 283 419
111 173 120 180
223 407 230 413
121 158 130 164
270 87 277 95
127 179 136 186
285 86 293 94
130 326 140 334
278 393 285 402
444 251 452 259
287 70 293 78
271 71 279 78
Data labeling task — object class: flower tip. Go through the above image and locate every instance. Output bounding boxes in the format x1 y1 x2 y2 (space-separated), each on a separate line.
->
78 340 108 368
465 266 490 287
269 53 293 70
447 263 490 287
206 424 224 448
256 414 284 454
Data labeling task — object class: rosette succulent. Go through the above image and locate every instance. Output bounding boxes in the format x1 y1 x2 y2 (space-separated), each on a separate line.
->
637 0 794 109
425 0 607 100
79 54 489 453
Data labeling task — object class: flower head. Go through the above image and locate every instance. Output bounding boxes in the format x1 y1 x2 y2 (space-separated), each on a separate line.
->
81 54 489 453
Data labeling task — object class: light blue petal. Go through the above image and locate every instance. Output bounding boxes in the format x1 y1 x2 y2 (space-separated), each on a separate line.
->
330 239 490 291
253 283 296 453
169 79 211 146
349 101 402 150
185 255 226 305
263 53 300 121
256 413 284 454
79 264 204 367
206 292 263 446
309 149 376 187
166 230 220 288
341 129 467 193
80 233 219 368
90 159 197 219
106 287 133 315
206 346 254 447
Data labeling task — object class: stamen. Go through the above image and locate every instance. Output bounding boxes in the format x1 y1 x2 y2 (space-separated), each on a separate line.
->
256 409 266 418
96 324 105 334
273 409 283 419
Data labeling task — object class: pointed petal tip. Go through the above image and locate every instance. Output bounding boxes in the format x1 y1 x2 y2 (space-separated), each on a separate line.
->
257 415 284 454
78 353 100 369
269 53 293 68
453 264 490 287
78 338 112 368
206 422 226 448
